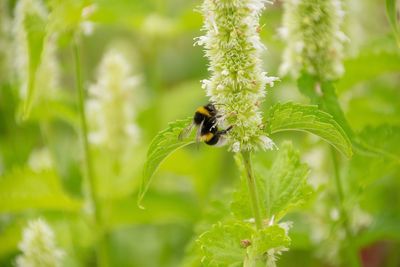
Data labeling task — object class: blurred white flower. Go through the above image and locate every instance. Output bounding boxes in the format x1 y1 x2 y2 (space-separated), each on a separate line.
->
81 4 97 19
302 145 328 189
196 0 278 152
309 197 344 265
141 14 176 39
16 219 64 267
266 246 289 267
87 49 141 152
28 147 53 172
80 4 97 36
350 205 372 234
280 0 346 80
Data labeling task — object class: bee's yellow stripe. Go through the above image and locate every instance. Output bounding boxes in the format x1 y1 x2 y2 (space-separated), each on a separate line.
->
196 106 210 117
201 132 214 142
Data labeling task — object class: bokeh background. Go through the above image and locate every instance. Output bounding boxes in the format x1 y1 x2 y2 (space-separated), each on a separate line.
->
0 0 400 266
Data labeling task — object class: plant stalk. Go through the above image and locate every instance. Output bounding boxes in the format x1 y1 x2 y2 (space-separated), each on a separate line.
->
331 148 360 267
74 41 109 266
73 41 100 222
241 151 263 230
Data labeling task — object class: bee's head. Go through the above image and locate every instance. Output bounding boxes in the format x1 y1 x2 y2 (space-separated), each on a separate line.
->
204 103 217 113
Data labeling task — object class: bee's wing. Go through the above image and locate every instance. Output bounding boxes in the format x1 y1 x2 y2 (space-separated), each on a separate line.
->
195 119 205 143
178 122 195 140
214 135 228 147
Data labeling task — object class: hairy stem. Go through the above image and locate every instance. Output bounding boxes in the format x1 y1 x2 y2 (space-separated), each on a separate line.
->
331 148 360 267
241 151 263 230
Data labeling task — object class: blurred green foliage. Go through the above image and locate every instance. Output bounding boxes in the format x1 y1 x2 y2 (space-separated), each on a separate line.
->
0 0 399 266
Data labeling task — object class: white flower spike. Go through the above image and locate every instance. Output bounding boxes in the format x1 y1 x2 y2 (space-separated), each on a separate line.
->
87 49 141 152
197 0 278 152
280 0 346 80
16 219 64 267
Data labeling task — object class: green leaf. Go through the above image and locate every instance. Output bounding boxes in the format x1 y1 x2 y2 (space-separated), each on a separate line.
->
250 225 291 257
0 222 22 258
297 74 354 138
359 125 400 157
48 0 93 34
102 192 200 229
266 102 353 158
138 117 195 208
197 222 291 266
22 13 47 120
260 142 313 221
30 99 79 127
0 168 81 213
337 51 400 93
297 73 398 159
386 0 400 47
354 125 400 164
197 222 253 267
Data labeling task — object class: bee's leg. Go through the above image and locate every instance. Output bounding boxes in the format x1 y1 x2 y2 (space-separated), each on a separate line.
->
207 115 220 129
213 114 228 128
219 125 233 135
211 120 219 130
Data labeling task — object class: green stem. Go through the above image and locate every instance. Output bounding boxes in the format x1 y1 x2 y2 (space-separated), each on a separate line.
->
331 148 360 267
73 41 100 222
241 151 263 230
22 70 36 120
73 41 109 266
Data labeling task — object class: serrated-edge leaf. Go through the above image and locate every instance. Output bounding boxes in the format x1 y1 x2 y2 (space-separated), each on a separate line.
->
386 0 400 47
250 225 291 256
261 142 313 220
197 222 291 266
297 74 398 160
197 222 253 267
266 102 352 158
138 117 195 208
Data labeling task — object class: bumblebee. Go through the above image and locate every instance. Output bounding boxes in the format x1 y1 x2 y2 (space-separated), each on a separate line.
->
179 103 232 146
200 123 233 146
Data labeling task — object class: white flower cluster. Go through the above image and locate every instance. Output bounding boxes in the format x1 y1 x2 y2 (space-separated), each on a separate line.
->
196 0 278 152
87 49 141 152
28 147 53 172
280 0 346 80
16 219 64 267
